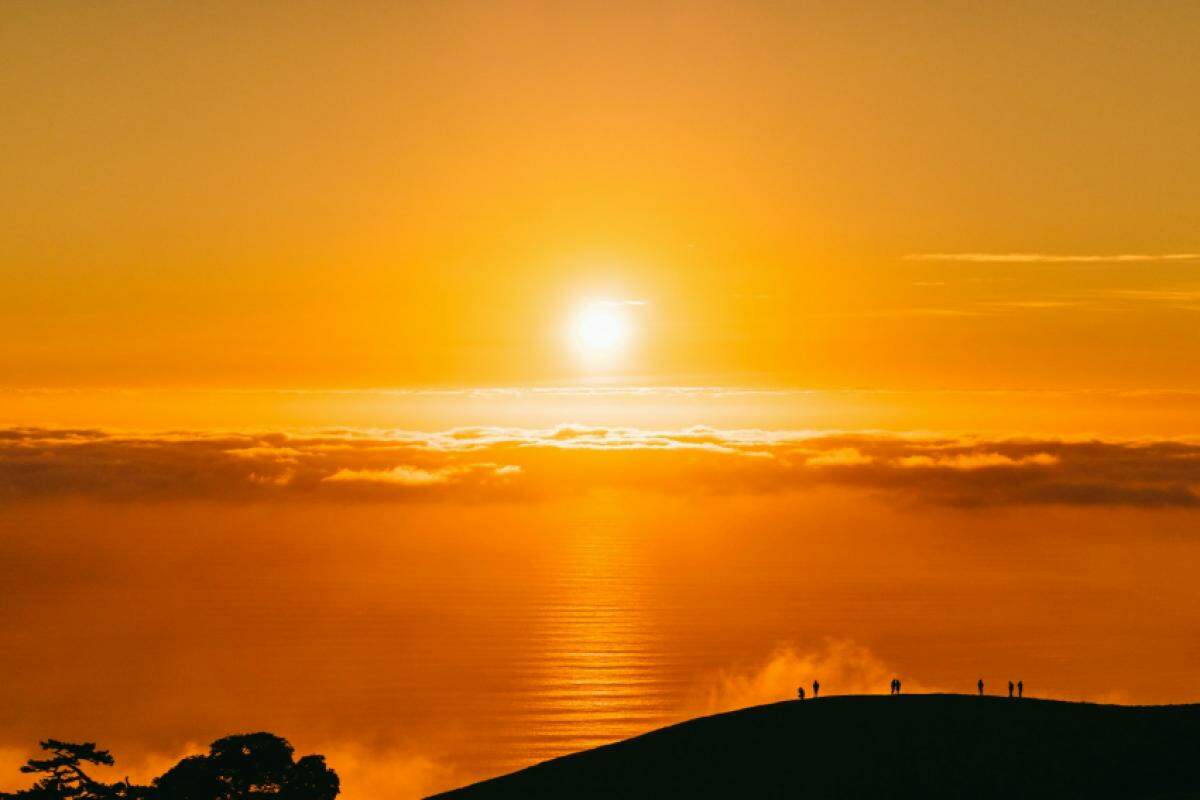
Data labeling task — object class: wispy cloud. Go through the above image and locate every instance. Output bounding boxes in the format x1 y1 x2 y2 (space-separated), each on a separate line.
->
1094 289 1200 303
589 299 646 307
905 253 1200 264
3 426 1199 508
323 463 521 486
984 300 1081 309
817 307 993 319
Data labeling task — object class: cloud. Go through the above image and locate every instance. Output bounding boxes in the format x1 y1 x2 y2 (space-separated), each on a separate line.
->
803 448 873 466
895 452 1058 469
1 427 1199 508
691 640 935 715
904 253 1200 263
816 308 993 319
985 300 1081 309
589 299 647 307
880 308 990 317
1095 289 1200 303
323 463 520 486
315 745 455 800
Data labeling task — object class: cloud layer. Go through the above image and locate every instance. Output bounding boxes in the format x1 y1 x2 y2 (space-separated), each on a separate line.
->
2 426 1199 508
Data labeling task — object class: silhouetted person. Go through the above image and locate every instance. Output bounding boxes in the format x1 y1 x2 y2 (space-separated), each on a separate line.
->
797 686 805 700
1018 680 1024 698
1008 680 1014 698
812 680 820 698
896 679 901 694
978 678 984 696
889 679 896 695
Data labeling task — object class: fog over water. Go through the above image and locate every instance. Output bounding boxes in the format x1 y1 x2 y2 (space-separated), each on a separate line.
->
3 481 1198 797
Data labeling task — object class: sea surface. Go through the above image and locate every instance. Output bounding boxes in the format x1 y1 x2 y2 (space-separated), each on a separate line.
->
2 490 1199 796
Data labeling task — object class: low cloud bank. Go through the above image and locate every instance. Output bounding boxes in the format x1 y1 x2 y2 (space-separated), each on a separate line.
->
2 426 1199 508
695 640 936 715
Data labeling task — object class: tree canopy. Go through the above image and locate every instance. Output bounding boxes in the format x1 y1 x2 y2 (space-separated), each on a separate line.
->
1 735 337 800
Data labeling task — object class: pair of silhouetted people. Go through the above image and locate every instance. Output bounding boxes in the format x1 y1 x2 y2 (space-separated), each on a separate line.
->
797 680 821 701
971 679 1025 698
889 678 902 695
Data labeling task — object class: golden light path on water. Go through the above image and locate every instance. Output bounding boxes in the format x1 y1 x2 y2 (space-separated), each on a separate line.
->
450 510 682 778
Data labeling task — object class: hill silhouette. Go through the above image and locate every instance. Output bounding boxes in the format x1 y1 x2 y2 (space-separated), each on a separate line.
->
430 694 1200 799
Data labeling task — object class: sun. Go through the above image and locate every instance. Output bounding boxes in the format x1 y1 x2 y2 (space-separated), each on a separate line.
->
569 302 632 362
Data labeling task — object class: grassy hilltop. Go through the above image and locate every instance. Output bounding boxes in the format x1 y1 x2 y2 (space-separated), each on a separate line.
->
430 694 1200 799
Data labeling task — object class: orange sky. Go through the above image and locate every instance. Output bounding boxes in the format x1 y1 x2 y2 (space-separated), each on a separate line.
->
4 4 1200 799
4 1 1200 394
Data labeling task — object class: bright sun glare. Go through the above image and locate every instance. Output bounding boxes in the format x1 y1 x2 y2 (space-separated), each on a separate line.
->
570 303 631 361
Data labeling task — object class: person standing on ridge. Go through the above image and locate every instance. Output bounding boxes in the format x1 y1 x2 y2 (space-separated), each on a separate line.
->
977 678 984 696
896 679 901 694
797 686 805 700
812 680 820 698
1008 680 1014 698
1018 680 1024 698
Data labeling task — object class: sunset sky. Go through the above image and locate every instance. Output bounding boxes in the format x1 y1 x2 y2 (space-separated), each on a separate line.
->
3 2 1200 798
5 1 1200 396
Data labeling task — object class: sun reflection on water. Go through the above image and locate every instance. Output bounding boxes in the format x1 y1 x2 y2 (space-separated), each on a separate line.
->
482 508 683 774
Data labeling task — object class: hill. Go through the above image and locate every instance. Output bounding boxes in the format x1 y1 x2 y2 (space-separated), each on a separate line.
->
429 694 1200 799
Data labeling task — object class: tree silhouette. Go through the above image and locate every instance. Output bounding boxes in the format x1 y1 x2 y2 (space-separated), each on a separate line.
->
3 735 336 800
153 734 338 800
0 740 147 800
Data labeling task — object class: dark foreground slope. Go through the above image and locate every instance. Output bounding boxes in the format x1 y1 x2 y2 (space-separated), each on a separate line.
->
431 695 1200 799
